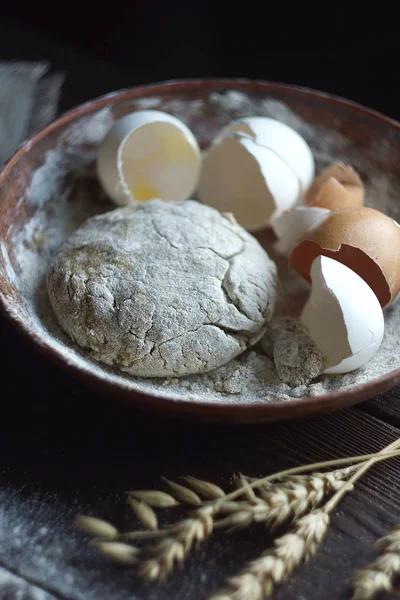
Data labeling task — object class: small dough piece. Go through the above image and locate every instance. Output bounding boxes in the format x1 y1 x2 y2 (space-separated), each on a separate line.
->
47 200 277 377
263 317 324 387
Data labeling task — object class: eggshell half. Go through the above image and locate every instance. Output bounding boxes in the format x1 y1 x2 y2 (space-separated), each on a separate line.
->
301 256 384 374
97 110 201 206
271 206 331 254
219 117 315 193
304 162 364 210
197 135 300 231
290 207 400 307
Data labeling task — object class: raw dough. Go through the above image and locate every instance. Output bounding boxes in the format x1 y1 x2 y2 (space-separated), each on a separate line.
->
47 200 277 377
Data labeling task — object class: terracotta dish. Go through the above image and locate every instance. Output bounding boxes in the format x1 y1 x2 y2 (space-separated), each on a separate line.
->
1 79 400 423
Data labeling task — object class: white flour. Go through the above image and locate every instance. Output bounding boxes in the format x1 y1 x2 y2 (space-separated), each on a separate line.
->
4 89 400 404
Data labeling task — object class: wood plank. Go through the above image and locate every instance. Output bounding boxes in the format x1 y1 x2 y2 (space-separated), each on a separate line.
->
359 387 400 428
0 564 60 600
1 406 400 600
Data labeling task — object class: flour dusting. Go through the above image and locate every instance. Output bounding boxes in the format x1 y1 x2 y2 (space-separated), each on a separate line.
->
3 88 400 405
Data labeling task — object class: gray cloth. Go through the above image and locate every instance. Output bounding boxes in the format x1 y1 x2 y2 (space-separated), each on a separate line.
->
0 61 64 165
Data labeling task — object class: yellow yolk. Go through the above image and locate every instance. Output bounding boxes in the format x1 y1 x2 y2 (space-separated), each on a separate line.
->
131 183 159 202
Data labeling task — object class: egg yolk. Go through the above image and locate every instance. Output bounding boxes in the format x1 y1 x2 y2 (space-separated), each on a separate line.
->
131 183 159 202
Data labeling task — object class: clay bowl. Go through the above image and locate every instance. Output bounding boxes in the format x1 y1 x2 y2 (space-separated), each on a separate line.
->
1 79 400 423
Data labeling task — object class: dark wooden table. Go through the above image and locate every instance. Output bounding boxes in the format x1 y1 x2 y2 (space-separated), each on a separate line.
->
1 20 400 599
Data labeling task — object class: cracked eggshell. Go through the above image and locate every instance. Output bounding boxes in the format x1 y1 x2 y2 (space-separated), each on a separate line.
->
218 117 315 193
198 134 301 232
97 110 201 206
271 206 330 255
290 207 400 307
304 162 364 210
301 256 384 374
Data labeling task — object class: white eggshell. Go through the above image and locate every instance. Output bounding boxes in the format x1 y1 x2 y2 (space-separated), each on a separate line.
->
271 206 331 254
219 117 315 193
198 135 300 231
301 256 384 374
97 110 201 206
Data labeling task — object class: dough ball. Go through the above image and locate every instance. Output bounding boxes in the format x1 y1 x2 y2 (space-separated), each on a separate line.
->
47 200 277 377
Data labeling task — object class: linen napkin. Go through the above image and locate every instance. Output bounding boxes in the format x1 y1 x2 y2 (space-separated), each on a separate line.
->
0 60 64 165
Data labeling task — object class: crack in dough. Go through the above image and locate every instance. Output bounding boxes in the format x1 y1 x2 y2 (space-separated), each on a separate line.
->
47 200 277 377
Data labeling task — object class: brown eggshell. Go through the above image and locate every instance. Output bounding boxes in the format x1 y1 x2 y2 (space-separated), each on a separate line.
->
290 207 400 307
305 162 364 210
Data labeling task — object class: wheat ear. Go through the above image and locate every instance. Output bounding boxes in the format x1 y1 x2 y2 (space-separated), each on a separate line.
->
214 470 350 533
119 469 348 580
211 439 400 599
74 446 400 585
352 525 400 599
137 505 216 581
211 509 330 600
132 452 400 581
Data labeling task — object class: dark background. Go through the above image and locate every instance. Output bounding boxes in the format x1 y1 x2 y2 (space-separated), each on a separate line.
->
1 3 400 117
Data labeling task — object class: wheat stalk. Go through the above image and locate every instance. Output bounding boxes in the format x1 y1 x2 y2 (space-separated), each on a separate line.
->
223 449 400 503
122 468 350 580
244 465 357 490
210 439 400 599
74 444 400 591
352 526 400 599
134 472 340 584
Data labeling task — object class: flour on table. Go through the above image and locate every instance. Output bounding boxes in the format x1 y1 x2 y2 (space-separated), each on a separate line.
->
4 89 400 404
